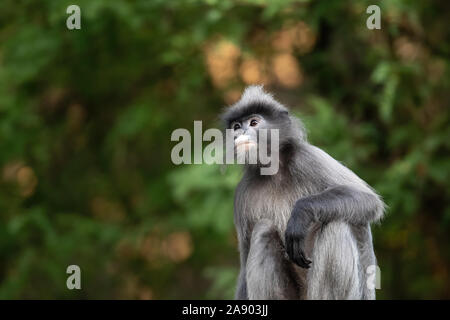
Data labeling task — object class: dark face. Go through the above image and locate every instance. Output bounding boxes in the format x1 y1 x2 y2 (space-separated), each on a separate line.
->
230 114 266 153
228 113 285 167
221 92 300 169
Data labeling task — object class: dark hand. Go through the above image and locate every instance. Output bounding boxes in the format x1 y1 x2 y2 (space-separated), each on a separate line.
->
285 201 314 268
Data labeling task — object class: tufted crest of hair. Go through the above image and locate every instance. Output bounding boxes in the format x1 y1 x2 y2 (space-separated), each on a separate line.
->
221 85 307 142
221 86 288 126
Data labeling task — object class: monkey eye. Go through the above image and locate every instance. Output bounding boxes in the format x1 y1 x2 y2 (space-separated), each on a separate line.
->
232 122 241 130
250 119 258 127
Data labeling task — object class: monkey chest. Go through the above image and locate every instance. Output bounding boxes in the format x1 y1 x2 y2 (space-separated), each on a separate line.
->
241 188 298 236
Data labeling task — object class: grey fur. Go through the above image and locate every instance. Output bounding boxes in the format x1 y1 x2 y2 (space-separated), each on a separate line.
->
246 219 299 299
225 86 385 300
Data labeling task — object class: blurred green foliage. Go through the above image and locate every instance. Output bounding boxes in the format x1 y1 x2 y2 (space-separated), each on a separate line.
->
0 0 449 299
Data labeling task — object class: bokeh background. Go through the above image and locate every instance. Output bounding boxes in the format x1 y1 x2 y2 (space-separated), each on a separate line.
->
0 0 449 299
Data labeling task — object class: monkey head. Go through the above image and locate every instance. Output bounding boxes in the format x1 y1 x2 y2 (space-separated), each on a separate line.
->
221 86 305 166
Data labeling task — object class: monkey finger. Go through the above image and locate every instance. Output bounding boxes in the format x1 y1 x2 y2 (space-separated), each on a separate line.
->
295 256 309 268
300 252 312 266
298 252 311 268
288 240 300 265
295 244 311 268
299 250 311 263
293 241 310 268
285 237 294 260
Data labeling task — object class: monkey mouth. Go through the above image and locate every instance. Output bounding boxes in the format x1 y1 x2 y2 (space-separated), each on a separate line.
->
235 136 256 149
235 141 257 152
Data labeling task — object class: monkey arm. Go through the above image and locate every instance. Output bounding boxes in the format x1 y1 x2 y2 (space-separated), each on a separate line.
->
236 267 248 300
235 239 249 300
233 183 250 300
285 184 384 268
294 184 384 225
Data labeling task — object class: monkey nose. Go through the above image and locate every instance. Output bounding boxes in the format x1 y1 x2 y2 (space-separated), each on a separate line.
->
235 135 251 145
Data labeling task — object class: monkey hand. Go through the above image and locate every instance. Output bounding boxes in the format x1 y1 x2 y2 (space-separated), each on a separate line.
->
285 202 314 268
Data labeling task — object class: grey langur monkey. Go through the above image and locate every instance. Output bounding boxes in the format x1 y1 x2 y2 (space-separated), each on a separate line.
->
221 86 385 300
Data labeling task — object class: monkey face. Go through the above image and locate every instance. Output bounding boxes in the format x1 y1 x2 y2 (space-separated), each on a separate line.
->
221 86 305 172
231 114 262 148
230 114 275 164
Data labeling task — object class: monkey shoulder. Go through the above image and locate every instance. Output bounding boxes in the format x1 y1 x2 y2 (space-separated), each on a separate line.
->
301 144 375 191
